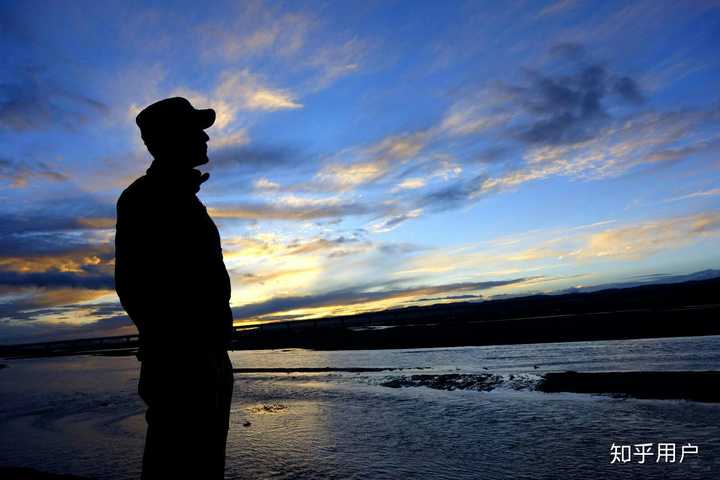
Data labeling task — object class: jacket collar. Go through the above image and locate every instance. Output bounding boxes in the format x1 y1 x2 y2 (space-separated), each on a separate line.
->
145 159 209 195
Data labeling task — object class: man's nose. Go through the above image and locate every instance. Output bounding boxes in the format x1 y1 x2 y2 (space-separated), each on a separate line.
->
202 131 209 142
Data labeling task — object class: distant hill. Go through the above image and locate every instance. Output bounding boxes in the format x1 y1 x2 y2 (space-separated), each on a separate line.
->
3 274 720 356
300 273 720 327
555 269 720 293
232 276 720 350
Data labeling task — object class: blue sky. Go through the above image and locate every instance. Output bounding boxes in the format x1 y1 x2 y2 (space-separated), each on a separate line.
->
1 0 719 342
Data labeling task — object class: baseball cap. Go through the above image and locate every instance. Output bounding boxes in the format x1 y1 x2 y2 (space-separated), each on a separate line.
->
135 97 215 141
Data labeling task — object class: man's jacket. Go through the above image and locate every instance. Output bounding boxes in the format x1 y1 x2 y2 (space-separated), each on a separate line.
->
114 160 233 358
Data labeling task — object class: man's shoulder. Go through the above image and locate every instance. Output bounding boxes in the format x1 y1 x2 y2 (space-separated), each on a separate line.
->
117 175 152 209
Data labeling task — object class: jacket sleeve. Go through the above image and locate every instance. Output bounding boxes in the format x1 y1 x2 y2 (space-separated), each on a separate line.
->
114 190 159 338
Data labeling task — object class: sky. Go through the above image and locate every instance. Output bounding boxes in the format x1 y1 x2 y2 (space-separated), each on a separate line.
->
1 0 719 343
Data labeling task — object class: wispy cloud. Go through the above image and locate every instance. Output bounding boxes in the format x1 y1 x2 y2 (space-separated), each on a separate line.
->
664 187 720 203
198 7 315 61
570 211 720 260
304 38 370 90
174 69 302 128
0 301 133 343
314 131 431 191
231 276 533 323
209 200 376 221
368 208 423 233
538 0 579 17
0 66 109 132
0 157 68 187
393 211 720 279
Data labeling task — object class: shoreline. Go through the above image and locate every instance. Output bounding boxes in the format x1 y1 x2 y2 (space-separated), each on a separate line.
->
0 332 720 358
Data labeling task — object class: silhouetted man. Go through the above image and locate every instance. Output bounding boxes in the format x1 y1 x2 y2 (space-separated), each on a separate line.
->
114 97 234 479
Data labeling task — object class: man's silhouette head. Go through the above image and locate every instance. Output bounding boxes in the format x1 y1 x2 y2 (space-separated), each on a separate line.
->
136 97 215 169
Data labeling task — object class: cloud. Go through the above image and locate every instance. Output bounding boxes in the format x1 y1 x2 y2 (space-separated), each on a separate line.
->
245 90 301 110
0 157 68 187
499 57 645 146
0 302 134 343
570 211 720 260
197 3 370 91
3 287 112 310
422 103 720 204
0 210 115 257
210 143 302 172
231 277 532 322
281 44 663 219
223 229 382 257
198 8 315 61
0 243 114 274
174 69 301 128
392 212 720 281
538 0 579 17
315 161 388 189
416 173 487 213
410 294 484 303
314 131 431 190
229 42 716 228
368 208 423 233
439 98 512 137
392 178 426 191
0 269 113 289
209 200 375 221
0 66 109 132
0 287 116 323
304 37 371 90
376 242 427 255
210 129 250 149
664 187 720 203
253 177 281 191
642 137 720 164
284 235 367 255
0 199 117 329
612 76 645 104
235 267 319 287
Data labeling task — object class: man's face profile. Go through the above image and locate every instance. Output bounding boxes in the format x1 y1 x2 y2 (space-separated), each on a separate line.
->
176 126 210 168
135 97 216 169
145 126 210 169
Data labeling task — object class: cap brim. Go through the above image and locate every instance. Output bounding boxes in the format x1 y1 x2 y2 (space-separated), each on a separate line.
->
196 108 215 129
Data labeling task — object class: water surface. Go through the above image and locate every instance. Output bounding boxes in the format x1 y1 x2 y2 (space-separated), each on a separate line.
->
1 336 719 479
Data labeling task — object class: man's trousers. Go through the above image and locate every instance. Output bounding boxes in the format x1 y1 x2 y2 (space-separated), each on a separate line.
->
138 349 234 479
